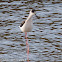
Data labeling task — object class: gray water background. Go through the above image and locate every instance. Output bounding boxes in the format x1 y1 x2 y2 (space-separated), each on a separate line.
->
0 0 62 62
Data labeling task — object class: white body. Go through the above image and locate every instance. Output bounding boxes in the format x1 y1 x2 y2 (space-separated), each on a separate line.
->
20 20 33 32
19 10 35 32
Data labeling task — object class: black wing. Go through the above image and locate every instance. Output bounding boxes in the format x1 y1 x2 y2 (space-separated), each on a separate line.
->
20 20 25 27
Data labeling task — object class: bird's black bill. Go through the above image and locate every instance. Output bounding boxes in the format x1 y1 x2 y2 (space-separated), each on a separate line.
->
35 14 40 19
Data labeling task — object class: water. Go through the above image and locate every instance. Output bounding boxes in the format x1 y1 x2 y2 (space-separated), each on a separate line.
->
0 0 62 62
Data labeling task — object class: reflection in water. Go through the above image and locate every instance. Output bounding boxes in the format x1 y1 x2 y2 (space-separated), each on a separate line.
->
0 0 62 62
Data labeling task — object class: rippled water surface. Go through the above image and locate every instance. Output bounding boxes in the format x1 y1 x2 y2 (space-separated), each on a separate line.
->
0 0 62 62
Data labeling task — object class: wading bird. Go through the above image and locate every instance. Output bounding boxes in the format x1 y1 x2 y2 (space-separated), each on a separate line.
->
19 9 39 61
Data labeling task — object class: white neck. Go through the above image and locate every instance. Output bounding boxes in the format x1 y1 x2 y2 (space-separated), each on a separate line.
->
26 13 34 21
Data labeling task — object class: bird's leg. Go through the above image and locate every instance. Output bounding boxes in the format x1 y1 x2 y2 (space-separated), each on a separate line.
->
25 32 29 61
25 32 28 45
25 32 27 39
25 32 29 54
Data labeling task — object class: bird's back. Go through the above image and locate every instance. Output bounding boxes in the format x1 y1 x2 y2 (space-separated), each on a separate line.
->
20 21 25 27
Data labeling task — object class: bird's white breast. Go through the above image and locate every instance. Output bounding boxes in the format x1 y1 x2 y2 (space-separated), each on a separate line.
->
20 20 33 32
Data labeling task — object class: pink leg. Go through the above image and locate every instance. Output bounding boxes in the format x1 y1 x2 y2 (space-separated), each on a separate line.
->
25 32 28 45
25 32 29 62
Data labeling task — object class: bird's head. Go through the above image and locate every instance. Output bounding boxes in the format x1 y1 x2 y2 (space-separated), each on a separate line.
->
29 9 40 19
30 9 36 15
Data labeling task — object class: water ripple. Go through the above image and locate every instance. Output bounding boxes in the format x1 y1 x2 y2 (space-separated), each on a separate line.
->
0 0 62 62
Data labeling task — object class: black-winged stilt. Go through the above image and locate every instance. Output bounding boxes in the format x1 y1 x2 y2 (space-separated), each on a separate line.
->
19 9 39 61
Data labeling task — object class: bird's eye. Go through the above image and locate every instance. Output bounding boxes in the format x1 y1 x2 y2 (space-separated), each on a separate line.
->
32 9 35 13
